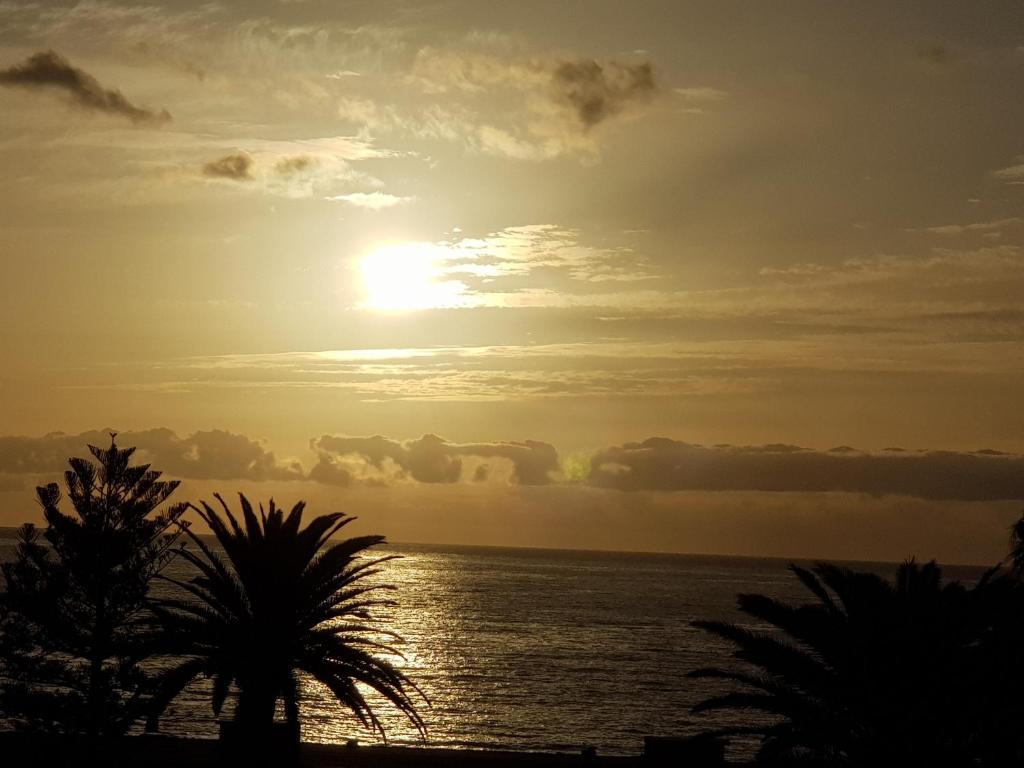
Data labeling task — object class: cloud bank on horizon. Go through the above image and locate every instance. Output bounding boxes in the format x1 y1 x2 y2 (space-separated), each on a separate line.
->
0 429 1021 504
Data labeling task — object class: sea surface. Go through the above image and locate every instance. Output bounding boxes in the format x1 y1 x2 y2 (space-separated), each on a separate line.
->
0 529 986 756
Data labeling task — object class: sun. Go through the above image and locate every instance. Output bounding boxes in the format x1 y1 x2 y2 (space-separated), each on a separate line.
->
359 242 464 311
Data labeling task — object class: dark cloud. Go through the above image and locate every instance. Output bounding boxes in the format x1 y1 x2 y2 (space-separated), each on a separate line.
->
458 438 558 485
202 153 254 181
310 433 560 486
728 443 805 454
6 428 1018 502
551 59 655 129
274 155 316 176
148 429 305 481
306 452 354 487
588 438 1024 502
0 429 556 489
0 50 171 125
0 428 303 482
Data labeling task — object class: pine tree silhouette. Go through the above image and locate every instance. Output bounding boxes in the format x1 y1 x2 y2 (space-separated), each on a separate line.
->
0 436 188 735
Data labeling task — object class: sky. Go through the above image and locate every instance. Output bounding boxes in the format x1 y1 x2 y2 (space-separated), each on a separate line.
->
1 1 1023 563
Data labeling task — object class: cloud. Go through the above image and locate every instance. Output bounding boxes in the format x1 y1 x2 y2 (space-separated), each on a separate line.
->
307 453 355 487
195 138 387 196
410 51 657 131
993 160 1024 182
2 428 1023 504
338 51 660 160
673 86 728 114
588 438 1024 501
752 245 1024 331
0 50 171 124
917 218 1023 236
146 340 773 402
310 433 560 486
409 47 546 95
274 155 317 176
325 191 411 209
673 86 728 102
0 428 304 482
429 224 657 298
202 153 254 181
551 59 656 129
917 45 954 66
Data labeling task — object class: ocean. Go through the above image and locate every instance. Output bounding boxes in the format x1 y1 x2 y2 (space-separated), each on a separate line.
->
0 530 987 756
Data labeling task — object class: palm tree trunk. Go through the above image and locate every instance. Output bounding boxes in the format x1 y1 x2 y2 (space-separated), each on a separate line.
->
283 680 301 745
235 682 278 741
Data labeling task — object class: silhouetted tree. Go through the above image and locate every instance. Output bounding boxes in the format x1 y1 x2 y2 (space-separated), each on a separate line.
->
688 560 1024 766
1007 511 1024 574
147 494 425 744
0 437 187 735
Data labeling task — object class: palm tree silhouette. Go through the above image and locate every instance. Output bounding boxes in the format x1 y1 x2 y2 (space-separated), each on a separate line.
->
147 493 424 743
688 560 1017 766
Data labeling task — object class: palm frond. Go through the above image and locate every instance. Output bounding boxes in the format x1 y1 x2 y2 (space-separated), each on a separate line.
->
149 495 423 741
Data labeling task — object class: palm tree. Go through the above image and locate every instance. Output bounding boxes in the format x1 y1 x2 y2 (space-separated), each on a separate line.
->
688 560 1022 766
147 493 425 743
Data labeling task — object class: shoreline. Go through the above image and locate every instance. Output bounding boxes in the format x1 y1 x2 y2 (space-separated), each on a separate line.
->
0 733 651 767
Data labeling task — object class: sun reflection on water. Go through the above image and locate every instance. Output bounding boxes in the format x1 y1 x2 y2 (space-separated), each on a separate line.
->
297 549 469 745
93 540 840 756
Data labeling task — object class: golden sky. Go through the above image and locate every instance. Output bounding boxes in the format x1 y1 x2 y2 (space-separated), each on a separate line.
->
1 1 1023 562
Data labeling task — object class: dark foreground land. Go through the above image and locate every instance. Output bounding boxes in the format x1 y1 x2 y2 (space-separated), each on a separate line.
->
0 733 661 768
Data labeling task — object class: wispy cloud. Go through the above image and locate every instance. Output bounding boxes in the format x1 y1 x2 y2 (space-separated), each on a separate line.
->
673 86 728 113
993 159 1024 182
673 86 728 102
325 191 412 209
429 224 659 302
337 50 664 160
915 218 1023 236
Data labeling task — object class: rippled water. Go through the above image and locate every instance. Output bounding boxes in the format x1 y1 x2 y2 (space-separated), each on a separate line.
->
0 531 985 756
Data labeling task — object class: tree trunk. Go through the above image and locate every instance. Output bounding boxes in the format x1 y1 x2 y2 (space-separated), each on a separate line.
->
87 591 108 738
235 682 278 743
283 685 301 745
87 653 104 737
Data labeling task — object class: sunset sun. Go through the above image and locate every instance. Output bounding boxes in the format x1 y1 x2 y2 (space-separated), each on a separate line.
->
359 242 464 311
